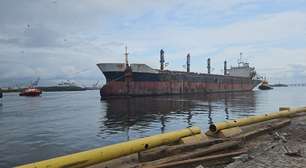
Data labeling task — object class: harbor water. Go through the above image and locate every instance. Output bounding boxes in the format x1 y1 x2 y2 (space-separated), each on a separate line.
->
0 87 306 167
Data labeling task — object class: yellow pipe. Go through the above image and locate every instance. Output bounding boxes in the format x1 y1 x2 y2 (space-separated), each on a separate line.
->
16 127 201 168
209 107 306 133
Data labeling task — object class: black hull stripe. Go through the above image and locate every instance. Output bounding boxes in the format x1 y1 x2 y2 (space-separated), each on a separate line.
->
103 71 260 84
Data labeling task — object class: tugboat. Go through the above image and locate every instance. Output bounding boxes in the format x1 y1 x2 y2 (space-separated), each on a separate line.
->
258 80 273 90
19 87 42 96
19 77 42 96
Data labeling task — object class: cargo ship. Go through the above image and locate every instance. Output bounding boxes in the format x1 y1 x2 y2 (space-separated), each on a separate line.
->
97 49 261 99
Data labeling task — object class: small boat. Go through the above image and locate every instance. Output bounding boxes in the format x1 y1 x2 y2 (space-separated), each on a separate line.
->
19 87 42 96
0 88 3 104
0 88 3 99
258 80 273 90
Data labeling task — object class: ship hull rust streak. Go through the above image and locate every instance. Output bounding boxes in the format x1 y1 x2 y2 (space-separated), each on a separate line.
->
100 80 259 98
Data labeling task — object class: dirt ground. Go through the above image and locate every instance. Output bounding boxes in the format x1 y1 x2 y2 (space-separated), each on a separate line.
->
223 114 306 168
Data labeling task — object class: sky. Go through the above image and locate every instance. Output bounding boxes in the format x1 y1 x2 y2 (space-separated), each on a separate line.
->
0 0 306 87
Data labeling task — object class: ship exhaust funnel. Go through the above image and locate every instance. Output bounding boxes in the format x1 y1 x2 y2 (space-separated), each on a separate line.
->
160 49 165 71
187 53 190 72
224 60 227 75
207 58 211 74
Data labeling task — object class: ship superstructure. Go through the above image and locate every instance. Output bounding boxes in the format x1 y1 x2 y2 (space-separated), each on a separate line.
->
97 49 261 99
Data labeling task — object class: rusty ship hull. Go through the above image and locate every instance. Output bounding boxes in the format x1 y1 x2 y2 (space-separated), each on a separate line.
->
97 63 261 99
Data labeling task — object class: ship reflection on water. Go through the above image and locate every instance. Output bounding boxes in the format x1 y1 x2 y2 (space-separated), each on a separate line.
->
100 91 256 140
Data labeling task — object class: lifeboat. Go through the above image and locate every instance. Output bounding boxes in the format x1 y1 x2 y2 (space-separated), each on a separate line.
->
19 87 42 96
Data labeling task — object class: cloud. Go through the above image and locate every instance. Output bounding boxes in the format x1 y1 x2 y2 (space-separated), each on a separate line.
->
0 0 306 87
265 64 306 83
0 24 63 48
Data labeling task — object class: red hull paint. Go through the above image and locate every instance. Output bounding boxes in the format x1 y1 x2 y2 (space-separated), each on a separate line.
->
100 81 256 98
19 88 42 97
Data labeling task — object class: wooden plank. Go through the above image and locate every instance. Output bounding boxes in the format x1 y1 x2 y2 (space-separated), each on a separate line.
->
139 139 224 162
233 119 291 140
145 150 248 168
141 140 241 167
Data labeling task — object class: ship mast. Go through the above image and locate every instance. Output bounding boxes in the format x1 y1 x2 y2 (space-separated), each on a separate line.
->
186 53 190 72
238 52 243 67
125 46 129 67
207 58 211 74
160 49 165 71
224 60 227 75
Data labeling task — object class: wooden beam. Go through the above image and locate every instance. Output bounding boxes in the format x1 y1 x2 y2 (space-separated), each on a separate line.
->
141 140 241 167
145 150 248 168
139 139 225 162
233 119 291 140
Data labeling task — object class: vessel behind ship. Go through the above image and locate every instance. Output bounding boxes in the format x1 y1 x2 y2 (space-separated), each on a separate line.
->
258 80 273 90
97 49 261 99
